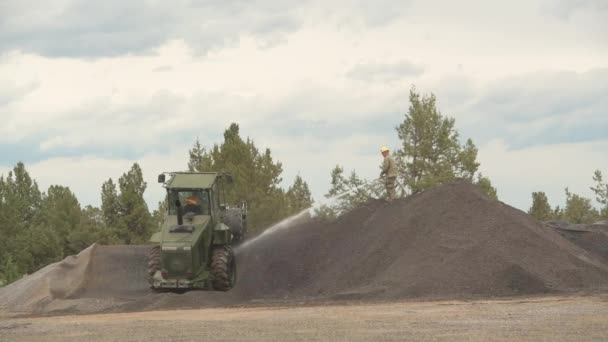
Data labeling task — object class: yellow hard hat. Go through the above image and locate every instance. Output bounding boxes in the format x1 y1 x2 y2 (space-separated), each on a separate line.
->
380 146 389 152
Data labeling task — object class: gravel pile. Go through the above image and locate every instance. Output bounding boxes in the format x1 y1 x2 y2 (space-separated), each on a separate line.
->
235 181 608 300
547 222 608 264
2 181 607 315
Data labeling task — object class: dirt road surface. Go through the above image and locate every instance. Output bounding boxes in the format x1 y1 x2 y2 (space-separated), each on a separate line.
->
2 296 607 342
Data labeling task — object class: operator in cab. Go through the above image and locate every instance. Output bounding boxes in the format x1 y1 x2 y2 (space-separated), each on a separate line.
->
184 195 202 214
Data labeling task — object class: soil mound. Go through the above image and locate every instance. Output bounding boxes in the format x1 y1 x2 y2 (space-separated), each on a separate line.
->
2 181 607 315
547 222 608 264
235 182 608 300
0 245 95 314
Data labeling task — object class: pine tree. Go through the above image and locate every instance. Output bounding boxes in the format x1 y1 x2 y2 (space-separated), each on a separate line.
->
151 199 168 232
0 163 45 275
590 170 608 219
528 192 554 222
38 185 82 256
116 163 153 244
323 165 371 216
187 123 296 233
395 87 482 194
0 255 20 286
286 175 314 214
188 138 213 172
99 164 153 244
101 178 120 228
70 205 117 251
0 174 21 284
563 188 599 224
475 174 498 200
2 162 43 230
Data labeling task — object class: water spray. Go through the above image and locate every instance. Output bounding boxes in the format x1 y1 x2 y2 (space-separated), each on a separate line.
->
237 207 313 250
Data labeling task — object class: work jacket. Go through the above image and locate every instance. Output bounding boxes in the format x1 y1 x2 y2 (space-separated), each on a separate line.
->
381 155 398 178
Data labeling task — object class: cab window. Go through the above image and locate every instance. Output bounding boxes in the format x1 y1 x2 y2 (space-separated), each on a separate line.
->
168 190 211 215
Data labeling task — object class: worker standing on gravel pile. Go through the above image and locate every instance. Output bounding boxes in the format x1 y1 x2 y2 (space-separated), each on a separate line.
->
380 146 397 201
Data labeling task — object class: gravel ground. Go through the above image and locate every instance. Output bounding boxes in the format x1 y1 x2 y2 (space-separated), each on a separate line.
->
1 295 607 342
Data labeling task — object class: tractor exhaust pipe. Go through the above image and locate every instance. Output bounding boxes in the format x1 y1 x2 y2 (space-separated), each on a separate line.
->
175 199 184 226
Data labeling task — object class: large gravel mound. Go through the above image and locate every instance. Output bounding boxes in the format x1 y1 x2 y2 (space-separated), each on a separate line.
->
235 181 608 300
2 181 607 316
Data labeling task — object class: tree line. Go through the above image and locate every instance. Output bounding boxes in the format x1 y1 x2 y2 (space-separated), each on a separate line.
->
528 171 608 224
0 124 313 286
2 86 604 286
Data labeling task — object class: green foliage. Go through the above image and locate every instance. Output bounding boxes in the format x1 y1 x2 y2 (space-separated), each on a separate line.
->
553 205 562 219
101 178 120 228
475 174 498 200
68 205 117 253
188 123 313 233
0 255 20 286
528 192 554 222
99 163 153 244
117 163 153 244
590 170 608 219
38 185 82 256
562 188 599 224
319 165 380 217
325 165 374 217
286 175 314 213
313 204 338 221
0 164 86 281
0 163 47 276
17 224 63 273
188 138 213 172
151 199 168 232
395 87 481 194
0 162 43 233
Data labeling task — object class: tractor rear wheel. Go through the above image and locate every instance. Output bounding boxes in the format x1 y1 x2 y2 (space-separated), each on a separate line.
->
211 245 236 291
147 245 161 287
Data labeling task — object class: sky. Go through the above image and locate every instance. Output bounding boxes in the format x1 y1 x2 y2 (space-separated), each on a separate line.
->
0 0 607 212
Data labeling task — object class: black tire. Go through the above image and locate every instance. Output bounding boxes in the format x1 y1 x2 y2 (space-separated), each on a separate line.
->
147 245 161 287
223 209 243 234
211 245 236 291
224 208 246 244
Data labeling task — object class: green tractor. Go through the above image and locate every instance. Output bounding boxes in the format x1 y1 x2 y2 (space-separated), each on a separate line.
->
148 172 247 291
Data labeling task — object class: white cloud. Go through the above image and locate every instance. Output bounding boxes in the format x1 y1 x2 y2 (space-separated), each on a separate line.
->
6 147 190 209
0 0 305 57
0 0 606 213
0 130 399 210
347 61 424 83
544 0 608 19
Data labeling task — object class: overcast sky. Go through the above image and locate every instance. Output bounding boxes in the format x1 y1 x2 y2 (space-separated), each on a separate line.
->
0 0 607 213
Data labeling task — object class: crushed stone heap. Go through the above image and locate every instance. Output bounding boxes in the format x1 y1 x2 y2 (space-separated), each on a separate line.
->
2 181 607 316
235 181 608 300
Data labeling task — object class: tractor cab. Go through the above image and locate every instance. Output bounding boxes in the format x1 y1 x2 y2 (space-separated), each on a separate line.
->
169 189 211 216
